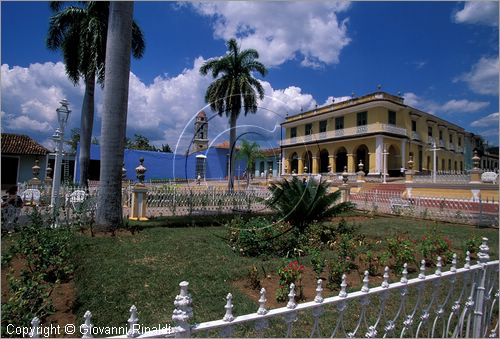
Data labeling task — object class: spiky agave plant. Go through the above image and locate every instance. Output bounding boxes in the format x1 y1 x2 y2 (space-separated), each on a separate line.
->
267 177 354 234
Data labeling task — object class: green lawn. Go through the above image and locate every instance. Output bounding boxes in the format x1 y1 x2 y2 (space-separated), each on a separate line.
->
72 215 498 332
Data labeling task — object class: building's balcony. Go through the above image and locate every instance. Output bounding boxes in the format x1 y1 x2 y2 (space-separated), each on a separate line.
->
457 146 464 153
439 140 445 148
411 131 421 141
427 136 435 145
449 144 455 152
281 123 407 146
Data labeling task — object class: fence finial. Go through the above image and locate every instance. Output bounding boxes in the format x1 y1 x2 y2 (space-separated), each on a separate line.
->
172 281 193 337
465 251 471 269
287 283 297 309
339 274 348 297
314 279 324 303
478 237 490 264
257 288 268 315
29 317 41 338
451 253 457 272
223 293 234 322
81 311 93 338
382 267 389 288
435 256 442 276
361 271 370 292
418 260 426 279
127 305 140 338
400 263 408 284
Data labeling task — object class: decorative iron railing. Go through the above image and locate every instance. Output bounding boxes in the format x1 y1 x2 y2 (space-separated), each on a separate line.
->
280 123 407 146
350 190 498 226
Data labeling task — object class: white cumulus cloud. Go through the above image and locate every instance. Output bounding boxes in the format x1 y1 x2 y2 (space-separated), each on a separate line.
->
403 92 489 114
454 1 499 27
454 56 499 96
1 59 321 152
471 112 499 127
189 1 351 67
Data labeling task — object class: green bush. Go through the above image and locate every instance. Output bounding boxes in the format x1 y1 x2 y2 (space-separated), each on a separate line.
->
417 228 454 265
387 235 416 274
327 256 350 290
2 208 75 333
226 216 297 257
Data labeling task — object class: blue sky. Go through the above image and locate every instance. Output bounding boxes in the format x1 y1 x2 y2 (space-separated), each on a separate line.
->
1 1 499 152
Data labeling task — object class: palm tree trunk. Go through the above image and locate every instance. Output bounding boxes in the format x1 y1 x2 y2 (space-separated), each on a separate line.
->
79 73 95 187
228 113 237 191
96 1 134 231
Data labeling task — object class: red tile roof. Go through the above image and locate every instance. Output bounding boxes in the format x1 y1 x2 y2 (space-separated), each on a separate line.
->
1 133 50 155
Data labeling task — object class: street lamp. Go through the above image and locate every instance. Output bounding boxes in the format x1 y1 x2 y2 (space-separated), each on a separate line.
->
50 99 71 217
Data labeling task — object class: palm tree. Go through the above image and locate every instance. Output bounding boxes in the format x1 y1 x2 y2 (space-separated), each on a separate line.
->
267 177 354 234
95 1 134 231
236 140 264 187
47 1 145 187
200 38 268 191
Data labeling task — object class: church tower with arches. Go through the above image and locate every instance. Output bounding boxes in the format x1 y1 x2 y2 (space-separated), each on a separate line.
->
192 111 209 152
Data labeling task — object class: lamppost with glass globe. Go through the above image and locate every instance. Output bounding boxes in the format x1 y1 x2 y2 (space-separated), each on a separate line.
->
50 99 71 215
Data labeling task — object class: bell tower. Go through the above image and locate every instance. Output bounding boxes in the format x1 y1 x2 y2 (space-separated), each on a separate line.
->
192 111 209 152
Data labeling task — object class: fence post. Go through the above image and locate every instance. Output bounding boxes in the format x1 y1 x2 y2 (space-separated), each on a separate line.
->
29 317 40 338
472 238 489 338
172 281 193 338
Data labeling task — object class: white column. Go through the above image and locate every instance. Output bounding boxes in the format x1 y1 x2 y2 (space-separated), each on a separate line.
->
375 135 383 174
401 139 406 167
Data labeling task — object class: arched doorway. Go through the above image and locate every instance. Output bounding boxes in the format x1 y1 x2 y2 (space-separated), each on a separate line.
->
387 144 401 176
303 151 313 173
355 144 369 174
290 152 298 174
319 149 329 173
336 147 347 172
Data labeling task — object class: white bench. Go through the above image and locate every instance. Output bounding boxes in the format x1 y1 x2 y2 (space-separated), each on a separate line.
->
481 172 498 184
66 190 88 210
390 198 411 214
20 188 41 206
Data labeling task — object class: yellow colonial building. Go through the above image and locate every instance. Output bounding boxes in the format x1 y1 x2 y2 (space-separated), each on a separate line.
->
281 91 467 176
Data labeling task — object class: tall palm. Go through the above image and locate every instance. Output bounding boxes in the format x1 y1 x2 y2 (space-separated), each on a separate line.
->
236 140 264 187
95 1 134 231
200 38 267 191
46 1 145 187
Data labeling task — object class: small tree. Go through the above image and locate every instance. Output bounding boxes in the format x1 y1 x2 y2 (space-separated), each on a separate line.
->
237 140 264 187
267 177 354 234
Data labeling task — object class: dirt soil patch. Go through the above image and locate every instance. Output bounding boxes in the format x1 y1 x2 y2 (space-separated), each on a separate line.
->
2 256 77 337
232 262 402 309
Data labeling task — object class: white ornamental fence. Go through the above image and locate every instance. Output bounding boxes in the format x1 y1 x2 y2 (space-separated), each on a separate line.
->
27 239 499 338
124 186 271 217
350 191 499 227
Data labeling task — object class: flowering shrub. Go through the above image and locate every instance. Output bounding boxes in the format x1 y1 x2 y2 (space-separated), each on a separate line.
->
276 260 304 302
418 231 453 265
387 235 416 273
327 256 350 290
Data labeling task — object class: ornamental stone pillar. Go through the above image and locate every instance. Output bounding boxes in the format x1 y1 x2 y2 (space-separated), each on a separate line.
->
469 150 482 184
405 156 414 183
29 159 42 187
129 157 149 221
356 160 365 183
